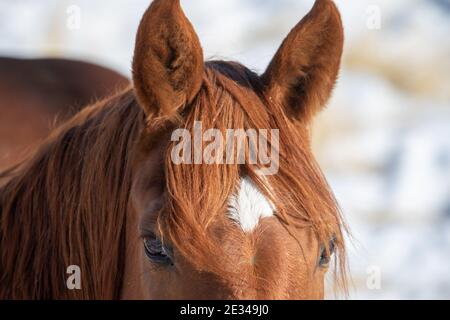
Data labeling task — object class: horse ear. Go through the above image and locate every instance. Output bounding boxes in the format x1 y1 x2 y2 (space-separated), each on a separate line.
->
261 0 344 123
132 0 204 119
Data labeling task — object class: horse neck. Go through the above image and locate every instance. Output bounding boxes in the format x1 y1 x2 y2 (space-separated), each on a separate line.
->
0 89 143 299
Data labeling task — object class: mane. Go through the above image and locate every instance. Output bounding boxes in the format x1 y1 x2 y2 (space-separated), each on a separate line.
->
0 61 347 299
0 87 144 299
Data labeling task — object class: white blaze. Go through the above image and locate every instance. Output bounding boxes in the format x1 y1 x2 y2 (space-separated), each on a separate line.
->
227 177 275 232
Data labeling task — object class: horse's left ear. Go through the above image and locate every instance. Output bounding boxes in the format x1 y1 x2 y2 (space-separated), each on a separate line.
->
261 0 344 123
132 0 204 120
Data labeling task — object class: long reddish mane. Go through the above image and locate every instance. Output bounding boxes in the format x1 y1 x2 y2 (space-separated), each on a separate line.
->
0 87 143 299
0 62 347 299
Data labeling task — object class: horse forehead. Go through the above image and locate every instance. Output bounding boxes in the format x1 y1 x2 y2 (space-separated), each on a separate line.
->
227 177 275 232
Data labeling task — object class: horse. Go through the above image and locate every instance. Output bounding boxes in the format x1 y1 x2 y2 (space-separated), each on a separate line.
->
0 57 129 171
0 0 347 299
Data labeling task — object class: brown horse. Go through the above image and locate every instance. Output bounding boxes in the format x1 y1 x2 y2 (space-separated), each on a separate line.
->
0 0 346 299
0 57 129 171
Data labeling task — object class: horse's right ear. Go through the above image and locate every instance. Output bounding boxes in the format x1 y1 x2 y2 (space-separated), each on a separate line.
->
132 0 204 119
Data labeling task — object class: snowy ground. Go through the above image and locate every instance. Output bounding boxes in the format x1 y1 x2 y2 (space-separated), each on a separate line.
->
0 0 449 299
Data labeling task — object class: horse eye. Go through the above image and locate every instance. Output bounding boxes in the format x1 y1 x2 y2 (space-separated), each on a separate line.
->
319 238 336 268
143 235 173 266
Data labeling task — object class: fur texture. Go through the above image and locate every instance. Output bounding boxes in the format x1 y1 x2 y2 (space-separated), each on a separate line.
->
262 0 344 122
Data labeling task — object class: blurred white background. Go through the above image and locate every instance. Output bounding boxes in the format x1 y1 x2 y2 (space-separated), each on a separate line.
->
0 0 449 299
